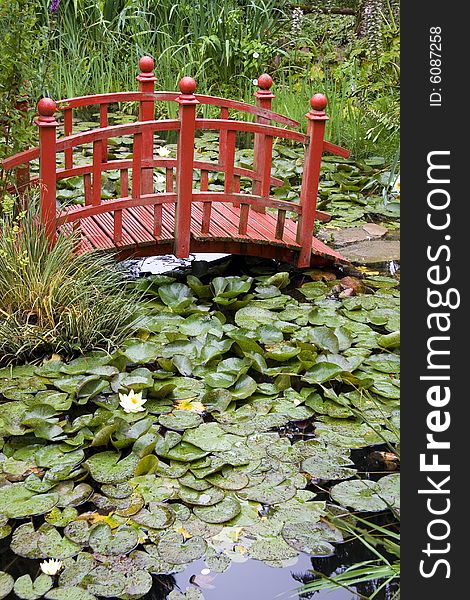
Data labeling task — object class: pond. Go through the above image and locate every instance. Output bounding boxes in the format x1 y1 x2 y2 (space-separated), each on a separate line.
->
0 254 399 600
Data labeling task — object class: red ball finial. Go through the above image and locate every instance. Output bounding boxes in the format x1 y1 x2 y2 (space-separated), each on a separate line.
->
257 73 273 90
179 76 196 95
139 56 155 73
310 93 328 111
38 97 57 117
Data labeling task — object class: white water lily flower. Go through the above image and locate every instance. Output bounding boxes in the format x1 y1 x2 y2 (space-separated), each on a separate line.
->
392 174 400 194
119 389 146 413
40 559 62 576
157 145 171 157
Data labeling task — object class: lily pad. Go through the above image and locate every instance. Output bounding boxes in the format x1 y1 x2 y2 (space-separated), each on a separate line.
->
131 503 176 529
0 573 14 600
85 452 139 484
13 575 53 600
330 474 400 512
0 484 59 519
183 423 240 452
193 496 241 523
282 521 343 556
45 587 97 600
157 531 207 564
159 411 203 431
88 523 139 555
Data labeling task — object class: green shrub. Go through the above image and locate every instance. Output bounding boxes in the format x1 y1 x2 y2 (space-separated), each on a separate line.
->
0 201 138 364
0 1 49 193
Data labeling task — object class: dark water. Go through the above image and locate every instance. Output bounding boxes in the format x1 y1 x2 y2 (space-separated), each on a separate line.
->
0 255 399 599
175 555 351 600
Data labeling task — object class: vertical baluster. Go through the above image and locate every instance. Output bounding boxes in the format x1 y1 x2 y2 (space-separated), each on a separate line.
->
201 170 211 234
297 94 328 268
120 169 129 197
275 210 286 240
165 168 173 192
253 74 274 213
84 173 92 205
99 104 108 163
174 77 198 258
92 140 102 206
218 106 229 166
36 98 58 246
64 108 73 169
154 203 162 238
238 204 249 235
132 133 143 199
137 56 156 195
224 129 236 194
234 175 241 194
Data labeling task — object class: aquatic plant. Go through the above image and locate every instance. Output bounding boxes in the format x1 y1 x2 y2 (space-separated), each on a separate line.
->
0 200 139 364
0 263 399 597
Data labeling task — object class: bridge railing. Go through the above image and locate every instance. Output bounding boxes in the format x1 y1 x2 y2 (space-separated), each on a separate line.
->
2 56 350 267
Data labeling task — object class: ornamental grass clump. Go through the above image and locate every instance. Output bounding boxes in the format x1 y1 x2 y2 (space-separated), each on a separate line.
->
0 201 138 364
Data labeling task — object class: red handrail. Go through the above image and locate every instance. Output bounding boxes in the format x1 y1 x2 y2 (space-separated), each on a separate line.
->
2 56 351 268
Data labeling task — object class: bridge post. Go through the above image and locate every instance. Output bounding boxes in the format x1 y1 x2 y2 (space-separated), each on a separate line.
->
253 74 274 213
175 77 198 258
297 93 328 268
36 98 58 246
136 56 156 195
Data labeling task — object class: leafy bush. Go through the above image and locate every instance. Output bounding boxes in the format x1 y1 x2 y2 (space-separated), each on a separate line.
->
0 201 138 364
0 1 48 193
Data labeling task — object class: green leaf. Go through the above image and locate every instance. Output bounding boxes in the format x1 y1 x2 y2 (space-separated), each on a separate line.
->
303 362 343 384
123 342 160 364
85 452 139 484
158 283 194 311
88 523 139 555
45 587 97 600
0 573 14 600
193 496 241 523
14 574 53 600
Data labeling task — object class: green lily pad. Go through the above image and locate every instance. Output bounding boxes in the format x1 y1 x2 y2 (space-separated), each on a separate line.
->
0 484 59 519
85 452 139 484
237 482 296 505
13 574 53 600
183 423 241 452
178 485 225 506
39 524 82 559
193 496 241 523
249 537 298 563
131 503 176 529
88 523 139 555
123 342 160 364
330 474 400 512
45 587 97 600
159 411 203 430
157 531 207 564
206 470 250 491
158 283 194 311
0 573 14 600
282 521 343 556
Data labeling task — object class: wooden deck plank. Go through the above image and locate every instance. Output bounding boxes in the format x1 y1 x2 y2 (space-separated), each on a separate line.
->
58 198 344 265
129 205 174 242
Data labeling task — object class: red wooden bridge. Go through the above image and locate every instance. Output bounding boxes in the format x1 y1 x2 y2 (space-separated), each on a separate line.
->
3 57 350 268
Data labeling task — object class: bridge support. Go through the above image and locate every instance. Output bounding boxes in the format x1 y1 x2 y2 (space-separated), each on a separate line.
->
36 98 58 246
137 56 157 196
253 74 274 214
297 94 329 268
174 77 199 258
